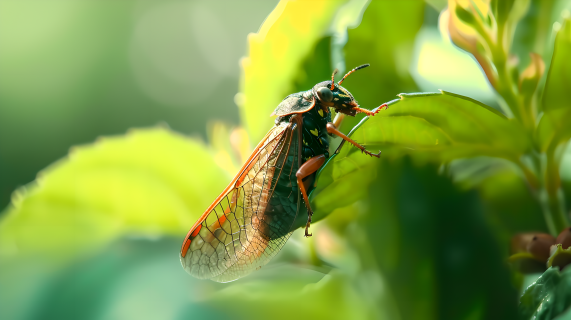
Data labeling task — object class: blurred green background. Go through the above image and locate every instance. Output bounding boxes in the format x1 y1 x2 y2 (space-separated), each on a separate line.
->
0 0 278 210
2 0 571 319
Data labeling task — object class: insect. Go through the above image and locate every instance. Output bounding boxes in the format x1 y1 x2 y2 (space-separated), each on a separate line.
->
180 64 387 282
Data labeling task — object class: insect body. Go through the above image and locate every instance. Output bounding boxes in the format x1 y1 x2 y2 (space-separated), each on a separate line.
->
180 64 386 282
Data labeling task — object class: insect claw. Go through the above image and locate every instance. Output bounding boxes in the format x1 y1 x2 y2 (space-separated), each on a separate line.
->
304 223 313 237
363 149 382 158
305 210 313 237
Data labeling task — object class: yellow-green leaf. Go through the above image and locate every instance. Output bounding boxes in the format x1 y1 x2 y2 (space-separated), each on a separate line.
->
239 0 347 142
348 91 529 161
0 127 229 260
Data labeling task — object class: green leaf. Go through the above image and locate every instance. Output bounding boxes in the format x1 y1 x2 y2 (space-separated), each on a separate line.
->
537 108 571 152
239 0 348 143
512 0 555 60
349 91 529 161
0 127 228 260
538 17 571 150
543 16 571 106
353 159 518 319
311 91 529 222
519 267 571 319
455 5 476 25
491 0 516 26
199 268 373 320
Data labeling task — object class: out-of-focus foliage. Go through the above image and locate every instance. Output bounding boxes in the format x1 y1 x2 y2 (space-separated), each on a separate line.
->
239 0 349 142
2 0 571 320
340 0 424 132
538 18 571 152
0 0 278 211
0 128 229 261
519 267 571 319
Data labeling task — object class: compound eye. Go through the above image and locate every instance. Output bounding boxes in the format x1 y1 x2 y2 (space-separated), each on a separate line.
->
317 87 333 102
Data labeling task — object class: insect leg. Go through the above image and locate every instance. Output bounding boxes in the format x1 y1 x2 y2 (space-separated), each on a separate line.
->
353 104 388 116
326 122 381 158
296 154 326 237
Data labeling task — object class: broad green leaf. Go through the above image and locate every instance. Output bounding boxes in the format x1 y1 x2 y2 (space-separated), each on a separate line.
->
239 0 348 142
537 108 571 152
538 17 571 150
0 127 229 260
519 267 571 319
346 91 529 161
199 269 372 320
4 235 389 320
311 91 529 222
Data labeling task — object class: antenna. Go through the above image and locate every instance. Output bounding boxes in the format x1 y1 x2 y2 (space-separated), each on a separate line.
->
330 69 338 90
337 64 370 86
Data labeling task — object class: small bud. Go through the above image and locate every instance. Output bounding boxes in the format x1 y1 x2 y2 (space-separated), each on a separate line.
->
526 233 556 262
510 233 553 273
510 233 536 254
447 8 478 54
556 227 571 249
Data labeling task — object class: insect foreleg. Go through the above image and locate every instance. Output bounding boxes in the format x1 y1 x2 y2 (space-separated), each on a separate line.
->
296 154 326 237
326 123 381 158
353 103 388 116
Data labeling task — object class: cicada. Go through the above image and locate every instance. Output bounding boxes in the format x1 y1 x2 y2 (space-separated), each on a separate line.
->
180 64 386 282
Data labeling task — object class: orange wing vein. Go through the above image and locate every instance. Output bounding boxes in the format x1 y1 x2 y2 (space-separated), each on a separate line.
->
180 120 301 282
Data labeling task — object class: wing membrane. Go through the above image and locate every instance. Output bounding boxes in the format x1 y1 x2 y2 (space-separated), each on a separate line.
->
180 120 301 282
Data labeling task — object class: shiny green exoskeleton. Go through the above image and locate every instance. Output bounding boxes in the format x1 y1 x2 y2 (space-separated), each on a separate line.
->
181 64 385 282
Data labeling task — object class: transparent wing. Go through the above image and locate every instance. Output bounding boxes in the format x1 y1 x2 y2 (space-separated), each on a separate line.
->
180 120 301 282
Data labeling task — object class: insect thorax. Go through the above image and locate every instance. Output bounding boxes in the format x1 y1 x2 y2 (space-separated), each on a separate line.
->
277 101 332 163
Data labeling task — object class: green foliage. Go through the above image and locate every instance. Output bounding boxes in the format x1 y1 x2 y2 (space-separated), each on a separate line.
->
365 159 518 319
312 91 529 223
341 0 424 132
353 91 528 161
239 0 348 142
519 267 571 319
0 128 229 260
539 18 571 151
2 1 571 320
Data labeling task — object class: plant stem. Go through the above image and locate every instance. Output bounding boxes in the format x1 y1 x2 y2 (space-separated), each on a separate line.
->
539 187 568 236
515 158 539 190
542 144 569 235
